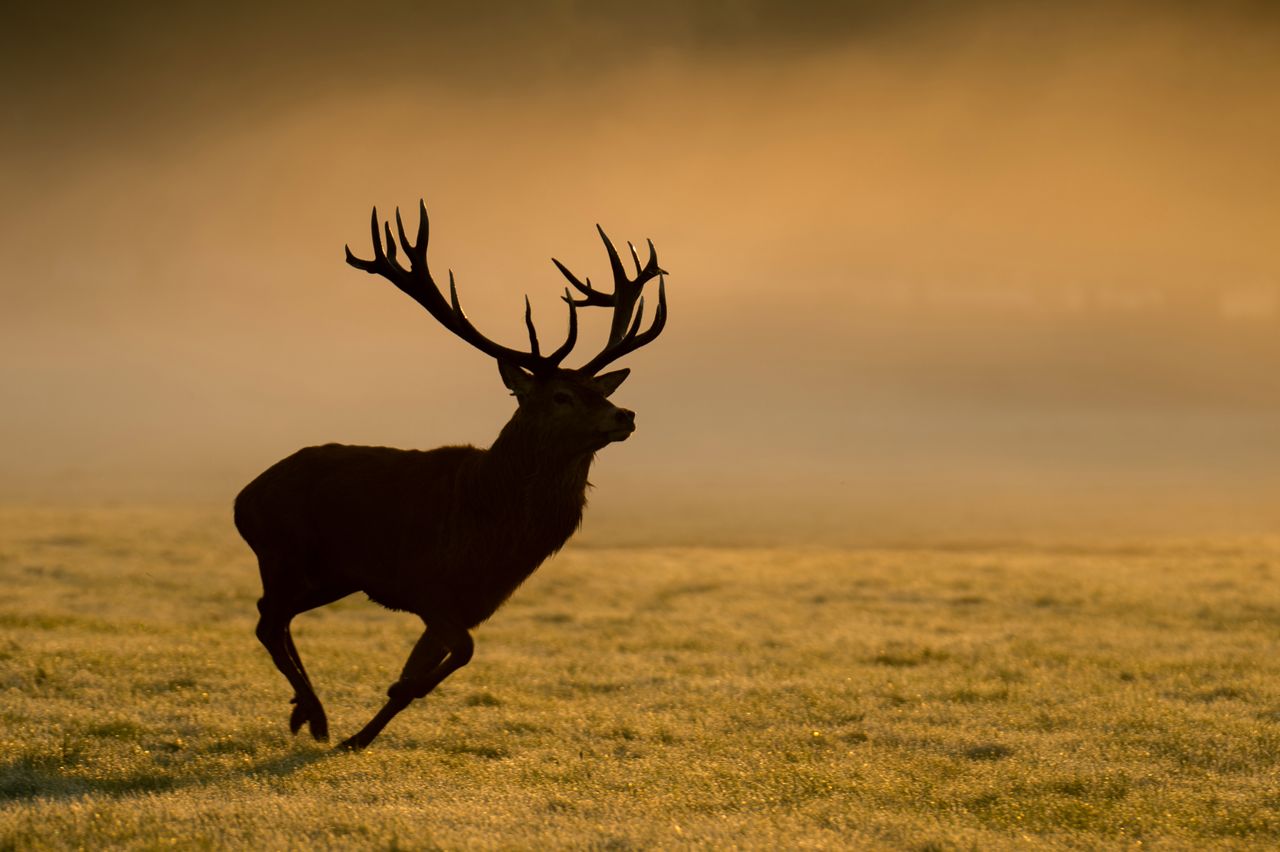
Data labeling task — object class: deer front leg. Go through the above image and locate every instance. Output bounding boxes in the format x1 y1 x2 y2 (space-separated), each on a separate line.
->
335 622 474 752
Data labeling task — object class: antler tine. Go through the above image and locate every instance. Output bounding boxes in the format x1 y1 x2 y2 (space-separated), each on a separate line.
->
523 296 541 357
346 201 578 374
383 222 398 264
645 239 663 277
393 208 413 260
577 274 667 376
553 258 613 307
547 289 579 365
369 207 384 261
598 225 629 294
627 241 642 277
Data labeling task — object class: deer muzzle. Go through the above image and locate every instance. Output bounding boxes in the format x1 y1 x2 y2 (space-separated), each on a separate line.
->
606 408 636 441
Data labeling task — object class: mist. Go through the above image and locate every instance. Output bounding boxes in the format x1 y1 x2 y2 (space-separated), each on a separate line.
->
2 2 1277 541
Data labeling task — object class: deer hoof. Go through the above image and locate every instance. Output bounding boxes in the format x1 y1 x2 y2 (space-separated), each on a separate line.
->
334 735 367 752
289 702 308 735
289 699 328 741
308 716 330 743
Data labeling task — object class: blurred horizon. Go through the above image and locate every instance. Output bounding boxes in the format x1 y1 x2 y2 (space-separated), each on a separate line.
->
2 1 1278 541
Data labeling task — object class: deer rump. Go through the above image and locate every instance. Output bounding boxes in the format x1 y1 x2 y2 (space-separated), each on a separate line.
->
235 442 584 629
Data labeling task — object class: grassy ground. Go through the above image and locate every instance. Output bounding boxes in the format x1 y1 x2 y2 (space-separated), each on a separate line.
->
0 507 1278 849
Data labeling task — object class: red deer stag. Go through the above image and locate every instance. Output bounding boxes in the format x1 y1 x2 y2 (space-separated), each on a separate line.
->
234 201 667 751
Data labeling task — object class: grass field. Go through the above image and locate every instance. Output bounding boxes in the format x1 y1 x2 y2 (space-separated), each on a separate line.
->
1 507 1278 849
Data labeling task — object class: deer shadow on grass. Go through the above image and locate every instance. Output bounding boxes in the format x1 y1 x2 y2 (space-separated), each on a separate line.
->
0 743 337 803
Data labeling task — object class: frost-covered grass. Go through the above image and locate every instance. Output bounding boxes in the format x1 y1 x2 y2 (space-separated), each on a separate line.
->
1 507 1279 849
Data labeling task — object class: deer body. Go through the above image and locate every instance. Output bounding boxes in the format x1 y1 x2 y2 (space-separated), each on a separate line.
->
237 202 664 750
237 426 595 628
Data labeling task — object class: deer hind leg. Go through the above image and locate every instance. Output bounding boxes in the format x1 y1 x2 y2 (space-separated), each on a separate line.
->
256 598 329 742
336 621 475 752
255 580 355 743
282 628 325 739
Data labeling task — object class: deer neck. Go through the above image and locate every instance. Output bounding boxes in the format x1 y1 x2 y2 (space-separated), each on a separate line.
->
482 419 594 515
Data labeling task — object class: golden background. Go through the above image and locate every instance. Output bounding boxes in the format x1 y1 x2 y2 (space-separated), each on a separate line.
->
3 1 1277 541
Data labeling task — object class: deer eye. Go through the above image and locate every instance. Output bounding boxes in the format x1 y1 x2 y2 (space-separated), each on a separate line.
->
552 391 574 406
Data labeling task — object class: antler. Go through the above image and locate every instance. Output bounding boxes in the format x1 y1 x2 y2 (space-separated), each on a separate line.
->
345 201 578 375
552 226 668 375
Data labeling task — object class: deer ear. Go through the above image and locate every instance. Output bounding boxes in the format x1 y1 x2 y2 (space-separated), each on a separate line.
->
498 361 535 397
593 368 630 397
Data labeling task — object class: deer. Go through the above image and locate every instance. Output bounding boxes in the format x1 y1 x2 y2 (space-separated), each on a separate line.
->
233 201 667 751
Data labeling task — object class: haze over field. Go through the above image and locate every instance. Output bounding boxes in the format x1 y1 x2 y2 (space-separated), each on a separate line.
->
2 2 1278 540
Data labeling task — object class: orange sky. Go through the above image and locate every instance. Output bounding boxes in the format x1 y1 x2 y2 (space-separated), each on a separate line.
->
2 2 1278 539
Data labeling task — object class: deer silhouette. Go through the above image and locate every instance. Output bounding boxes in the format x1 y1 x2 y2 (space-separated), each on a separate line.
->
234 201 667 750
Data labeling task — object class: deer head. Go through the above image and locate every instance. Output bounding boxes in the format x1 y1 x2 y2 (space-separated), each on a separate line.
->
344 201 667 454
